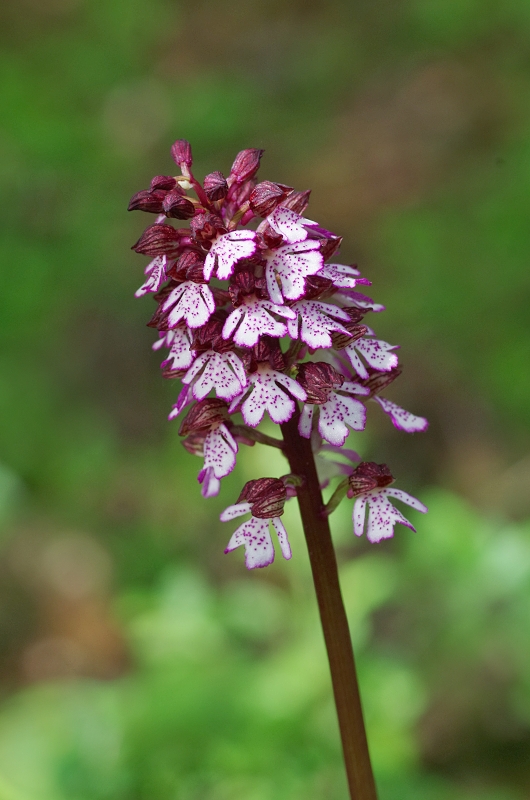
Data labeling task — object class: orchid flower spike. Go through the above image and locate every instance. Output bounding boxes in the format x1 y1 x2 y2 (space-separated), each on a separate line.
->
130 140 429 568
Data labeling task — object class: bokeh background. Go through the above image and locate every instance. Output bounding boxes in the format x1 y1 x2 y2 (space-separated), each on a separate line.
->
0 0 530 798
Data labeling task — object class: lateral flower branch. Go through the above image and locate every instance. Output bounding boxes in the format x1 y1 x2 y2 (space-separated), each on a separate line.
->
129 140 428 800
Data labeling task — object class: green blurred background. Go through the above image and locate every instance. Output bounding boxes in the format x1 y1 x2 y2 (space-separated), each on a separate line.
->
0 0 529 798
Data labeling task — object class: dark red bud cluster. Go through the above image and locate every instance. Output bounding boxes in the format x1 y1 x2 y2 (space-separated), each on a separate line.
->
151 175 178 191
237 477 286 518
179 398 228 436
297 362 344 404
347 462 394 497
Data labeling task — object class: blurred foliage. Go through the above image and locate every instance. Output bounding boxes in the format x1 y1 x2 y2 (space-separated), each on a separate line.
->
0 0 529 798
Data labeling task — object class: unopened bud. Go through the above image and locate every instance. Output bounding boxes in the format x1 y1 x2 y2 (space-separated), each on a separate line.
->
203 171 228 201
297 362 344 404
179 398 228 436
171 139 193 171
249 181 291 217
151 175 177 191
281 189 311 214
128 189 166 214
229 148 264 184
163 190 196 220
132 224 183 256
347 462 393 497
238 477 286 519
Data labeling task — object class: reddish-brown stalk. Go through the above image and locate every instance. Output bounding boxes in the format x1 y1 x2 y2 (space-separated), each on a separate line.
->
281 411 378 800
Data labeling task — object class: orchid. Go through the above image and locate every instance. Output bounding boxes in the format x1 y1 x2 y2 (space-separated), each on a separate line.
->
130 140 430 799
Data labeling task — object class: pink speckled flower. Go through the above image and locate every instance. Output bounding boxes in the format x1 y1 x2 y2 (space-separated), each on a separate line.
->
130 140 429 568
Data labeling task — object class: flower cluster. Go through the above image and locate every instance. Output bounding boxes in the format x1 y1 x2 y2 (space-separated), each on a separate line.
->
130 141 428 568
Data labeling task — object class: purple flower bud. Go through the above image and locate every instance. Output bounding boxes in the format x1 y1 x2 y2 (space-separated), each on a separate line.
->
203 171 228 201
229 149 264 184
162 190 195 220
128 189 166 214
132 224 183 256
281 189 311 215
238 477 287 519
151 175 178 191
171 139 193 170
297 362 344 404
179 398 228 436
347 462 394 498
249 181 291 217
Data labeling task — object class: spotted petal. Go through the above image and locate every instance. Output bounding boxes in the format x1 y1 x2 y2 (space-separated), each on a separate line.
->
286 300 350 349
157 328 194 371
265 240 323 304
318 392 366 446
353 487 427 543
318 263 362 290
374 397 429 433
224 515 292 570
223 299 296 348
183 351 247 401
135 255 168 297
267 207 316 244
242 369 306 427
163 281 215 329
203 230 257 281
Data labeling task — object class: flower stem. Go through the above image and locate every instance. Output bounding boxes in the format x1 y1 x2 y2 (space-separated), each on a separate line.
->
280 413 378 800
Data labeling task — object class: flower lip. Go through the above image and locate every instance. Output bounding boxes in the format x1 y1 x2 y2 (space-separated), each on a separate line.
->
347 462 394 498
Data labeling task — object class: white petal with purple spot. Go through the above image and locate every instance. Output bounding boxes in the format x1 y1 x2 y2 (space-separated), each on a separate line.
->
318 392 366 446
286 300 350 349
267 207 316 244
374 397 429 433
163 281 215 329
223 299 296 348
265 240 323 303
203 230 256 281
